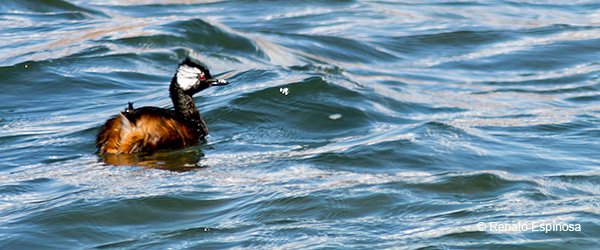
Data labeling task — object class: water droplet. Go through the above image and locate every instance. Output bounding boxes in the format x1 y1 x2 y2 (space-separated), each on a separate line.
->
279 87 289 95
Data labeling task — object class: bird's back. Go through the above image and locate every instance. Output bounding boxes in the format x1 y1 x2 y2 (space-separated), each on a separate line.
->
96 107 202 154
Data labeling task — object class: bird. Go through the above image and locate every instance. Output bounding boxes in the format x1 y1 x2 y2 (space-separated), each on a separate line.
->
96 57 229 154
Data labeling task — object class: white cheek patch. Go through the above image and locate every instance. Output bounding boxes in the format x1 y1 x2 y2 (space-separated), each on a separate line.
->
176 65 201 90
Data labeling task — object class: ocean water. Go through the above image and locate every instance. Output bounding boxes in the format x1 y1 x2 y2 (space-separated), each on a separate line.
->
1 0 600 249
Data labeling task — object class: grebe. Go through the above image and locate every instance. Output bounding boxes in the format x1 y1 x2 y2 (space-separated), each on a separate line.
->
96 58 228 154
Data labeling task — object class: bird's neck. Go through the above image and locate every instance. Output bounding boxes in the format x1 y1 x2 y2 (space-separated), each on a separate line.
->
170 82 201 123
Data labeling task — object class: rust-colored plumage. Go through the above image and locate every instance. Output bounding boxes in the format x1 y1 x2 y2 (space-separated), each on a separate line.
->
96 58 228 156
96 108 200 154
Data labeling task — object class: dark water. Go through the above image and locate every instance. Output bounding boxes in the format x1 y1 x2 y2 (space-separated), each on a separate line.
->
1 0 600 249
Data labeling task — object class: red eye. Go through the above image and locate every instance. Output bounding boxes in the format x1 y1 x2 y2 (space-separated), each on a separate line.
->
198 73 206 81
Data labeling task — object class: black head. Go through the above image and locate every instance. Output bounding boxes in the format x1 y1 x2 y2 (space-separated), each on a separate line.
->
174 57 228 94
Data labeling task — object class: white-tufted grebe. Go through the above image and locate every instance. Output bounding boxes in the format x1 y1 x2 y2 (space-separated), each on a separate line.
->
96 58 229 154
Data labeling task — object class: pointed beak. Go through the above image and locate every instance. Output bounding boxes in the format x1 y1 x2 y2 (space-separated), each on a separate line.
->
207 78 229 86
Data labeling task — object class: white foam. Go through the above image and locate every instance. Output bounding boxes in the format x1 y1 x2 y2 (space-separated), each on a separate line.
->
328 113 342 120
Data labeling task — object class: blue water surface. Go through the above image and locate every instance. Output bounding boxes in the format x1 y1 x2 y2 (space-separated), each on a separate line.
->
1 0 599 249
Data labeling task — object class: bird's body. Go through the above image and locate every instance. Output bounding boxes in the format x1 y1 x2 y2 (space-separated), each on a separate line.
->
96 58 228 154
96 106 203 154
